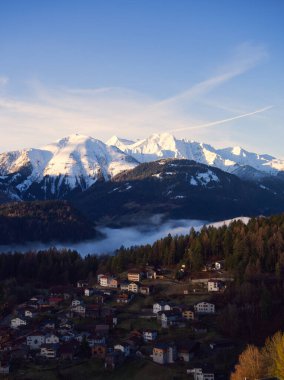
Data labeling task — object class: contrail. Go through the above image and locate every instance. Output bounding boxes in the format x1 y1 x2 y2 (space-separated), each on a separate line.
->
169 105 274 133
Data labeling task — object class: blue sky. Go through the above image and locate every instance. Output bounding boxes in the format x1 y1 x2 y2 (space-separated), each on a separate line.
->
0 0 283 157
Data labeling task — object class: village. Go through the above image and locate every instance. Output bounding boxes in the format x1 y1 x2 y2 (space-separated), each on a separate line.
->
0 262 237 380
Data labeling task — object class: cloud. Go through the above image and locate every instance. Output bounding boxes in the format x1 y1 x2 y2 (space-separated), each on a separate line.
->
0 42 273 152
155 42 268 107
169 106 274 133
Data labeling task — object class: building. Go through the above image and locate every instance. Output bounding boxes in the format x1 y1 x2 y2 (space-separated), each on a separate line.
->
127 272 141 282
128 282 139 293
215 261 224 270
99 275 109 287
77 280 88 288
153 301 172 314
187 367 214 380
120 281 130 291
84 288 94 297
208 280 225 292
40 344 59 359
140 285 151 295
45 333 59 344
116 293 133 304
177 341 200 362
26 333 45 349
92 343 107 359
143 330 158 342
159 310 182 328
114 343 131 357
182 307 195 320
194 302 215 314
10 317 28 329
152 342 177 365
108 278 118 288
24 308 37 318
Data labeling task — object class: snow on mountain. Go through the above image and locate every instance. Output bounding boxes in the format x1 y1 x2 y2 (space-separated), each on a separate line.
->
0 134 138 196
107 132 284 176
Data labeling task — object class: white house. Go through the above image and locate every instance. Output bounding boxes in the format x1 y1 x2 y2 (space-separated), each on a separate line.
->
10 317 28 329
26 333 45 349
40 344 59 359
187 368 214 380
84 288 94 297
24 308 37 318
114 343 131 357
45 333 60 344
99 276 109 287
208 280 225 292
194 302 215 314
143 330 158 342
71 299 82 307
153 301 172 314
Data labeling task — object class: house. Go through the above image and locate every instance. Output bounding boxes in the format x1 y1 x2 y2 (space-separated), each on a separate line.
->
127 272 141 282
194 302 215 314
128 282 139 293
114 343 131 357
77 280 88 288
104 350 124 369
152 342 177 364
41 319 56 330
182 307 195 320
24 307 38 318
187 367 215 380
92 343 107 359
214 261 224 270
146 269 157 279
84 288 94 297
140 285 151 295
45 333 60 344
120 281 130 291
158 310 181 328
208 280 225 292
26 332 45 349
10 317 28 329
71 299 83 307
116 293 133 304
109 278 119 288
40 343 59 359
99 275 109 287
72 304 86 316
177 341 200 362
153 301 172 314
143 330 158 342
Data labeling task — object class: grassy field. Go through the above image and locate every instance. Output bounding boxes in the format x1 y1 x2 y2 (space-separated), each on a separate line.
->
14 359 190 380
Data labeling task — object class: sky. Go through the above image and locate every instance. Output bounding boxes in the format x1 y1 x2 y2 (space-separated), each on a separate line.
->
0 0 283 158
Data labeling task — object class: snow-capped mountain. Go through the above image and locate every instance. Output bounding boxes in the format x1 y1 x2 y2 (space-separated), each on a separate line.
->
0 134 138 199
106 132 284 177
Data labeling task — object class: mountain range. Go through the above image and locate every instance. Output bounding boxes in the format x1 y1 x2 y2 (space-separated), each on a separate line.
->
0 132 283 226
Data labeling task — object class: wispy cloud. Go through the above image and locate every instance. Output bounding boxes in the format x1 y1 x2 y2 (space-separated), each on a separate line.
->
0 43 275 154
169 106 274 133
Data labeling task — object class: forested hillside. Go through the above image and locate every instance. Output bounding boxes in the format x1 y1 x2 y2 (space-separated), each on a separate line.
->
0 200 96 244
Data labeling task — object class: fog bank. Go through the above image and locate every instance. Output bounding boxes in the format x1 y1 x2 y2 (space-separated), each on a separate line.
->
0 219 205 256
